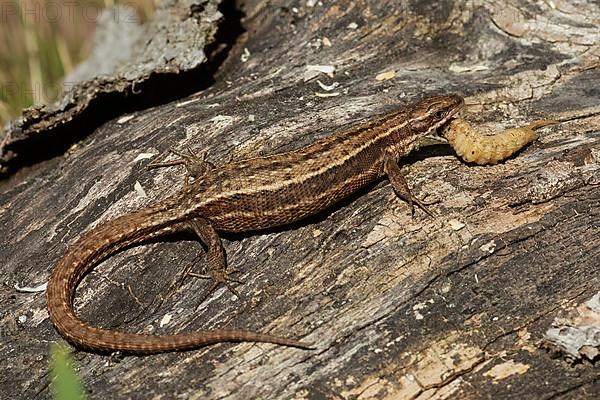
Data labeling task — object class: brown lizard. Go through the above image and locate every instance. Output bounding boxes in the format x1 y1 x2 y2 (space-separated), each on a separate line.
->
46 94 463 354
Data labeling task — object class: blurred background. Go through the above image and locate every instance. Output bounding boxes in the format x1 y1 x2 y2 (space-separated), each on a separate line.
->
0 0 157 129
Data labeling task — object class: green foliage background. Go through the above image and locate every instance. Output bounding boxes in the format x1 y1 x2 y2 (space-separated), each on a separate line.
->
0 0 156 129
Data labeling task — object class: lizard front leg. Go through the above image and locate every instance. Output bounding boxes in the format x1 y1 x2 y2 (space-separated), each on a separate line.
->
186 217 242 299
383 152 434 217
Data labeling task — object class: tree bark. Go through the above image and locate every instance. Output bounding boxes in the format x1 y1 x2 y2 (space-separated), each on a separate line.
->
1 0 598 399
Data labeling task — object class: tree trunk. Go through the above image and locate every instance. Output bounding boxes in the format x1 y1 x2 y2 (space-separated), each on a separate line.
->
1 0 598 399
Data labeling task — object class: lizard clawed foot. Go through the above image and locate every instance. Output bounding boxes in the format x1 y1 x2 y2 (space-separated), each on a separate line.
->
188 268 244 301
409 196 437 218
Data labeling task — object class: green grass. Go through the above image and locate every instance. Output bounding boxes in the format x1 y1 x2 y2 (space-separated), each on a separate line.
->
0 0 156 129
49 343 87 400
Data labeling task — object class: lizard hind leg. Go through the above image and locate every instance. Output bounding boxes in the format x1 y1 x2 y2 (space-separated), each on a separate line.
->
187 217 244 302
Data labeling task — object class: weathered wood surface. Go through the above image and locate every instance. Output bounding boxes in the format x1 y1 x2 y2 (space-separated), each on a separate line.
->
1 0 599 399
0 0 224 173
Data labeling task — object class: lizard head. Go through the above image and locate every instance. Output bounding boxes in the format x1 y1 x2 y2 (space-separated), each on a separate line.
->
386 95 463 158
408 94 464 136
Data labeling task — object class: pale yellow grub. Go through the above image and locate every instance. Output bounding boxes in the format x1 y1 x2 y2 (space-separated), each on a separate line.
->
443 118 558 165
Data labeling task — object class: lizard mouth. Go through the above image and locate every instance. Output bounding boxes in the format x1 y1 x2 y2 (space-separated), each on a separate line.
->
439 114 460 136
423 102 463 145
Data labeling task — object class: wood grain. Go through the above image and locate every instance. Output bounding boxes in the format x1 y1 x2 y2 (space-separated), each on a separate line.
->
1 0 598 398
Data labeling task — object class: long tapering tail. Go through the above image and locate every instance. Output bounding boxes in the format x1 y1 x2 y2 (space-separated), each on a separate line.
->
46 205 311 354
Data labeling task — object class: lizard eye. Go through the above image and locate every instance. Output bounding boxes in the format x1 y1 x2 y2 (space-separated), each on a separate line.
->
434 110 446 119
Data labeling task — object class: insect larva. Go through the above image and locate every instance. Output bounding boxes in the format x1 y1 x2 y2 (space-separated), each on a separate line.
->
442 118 558 165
